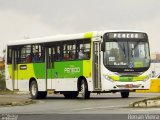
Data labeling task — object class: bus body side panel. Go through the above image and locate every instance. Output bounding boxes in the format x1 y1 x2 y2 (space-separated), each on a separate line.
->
15 80 29 91
6 60 93 92
6 65 13 90
52 61 83 91
48 60 92 91
51 78 77 91
32 63 47 91
83 60 93 91
6 64 19 91
6 64 32 91
6 63 47 91
5 79 13 91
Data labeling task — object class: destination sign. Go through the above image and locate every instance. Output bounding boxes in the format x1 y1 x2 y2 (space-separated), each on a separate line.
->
108 32 146 39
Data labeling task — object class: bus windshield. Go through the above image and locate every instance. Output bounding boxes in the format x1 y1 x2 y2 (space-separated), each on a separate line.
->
103 40 150 72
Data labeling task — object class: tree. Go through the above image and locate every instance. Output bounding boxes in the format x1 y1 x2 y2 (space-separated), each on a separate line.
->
2 49 6 61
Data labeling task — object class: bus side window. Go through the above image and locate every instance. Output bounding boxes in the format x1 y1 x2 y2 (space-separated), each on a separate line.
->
63 44 68 60
52 47 56 61
56 46 61 61
78 40 91 60
62 41 76 61
69 43 76 60
84 43 91 59
32 44 44 63
20 46 26 63
26 54 32 63
32 50 39 62
78 46 85 59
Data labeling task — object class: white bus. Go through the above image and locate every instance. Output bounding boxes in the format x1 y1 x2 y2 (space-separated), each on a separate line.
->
5 31 151 99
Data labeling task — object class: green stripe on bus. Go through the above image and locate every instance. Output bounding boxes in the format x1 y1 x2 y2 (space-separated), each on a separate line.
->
108 75 149 82
9 60 91 80
53 61 83 78
33 63 45 79
33 61 84 79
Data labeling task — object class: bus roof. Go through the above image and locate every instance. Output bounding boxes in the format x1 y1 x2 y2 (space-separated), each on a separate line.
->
7 30 146 46
7 32 97 46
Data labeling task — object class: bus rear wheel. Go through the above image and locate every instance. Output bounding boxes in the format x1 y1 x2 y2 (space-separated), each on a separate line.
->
79 79 90 99
120 91 129 98
30 80 47 99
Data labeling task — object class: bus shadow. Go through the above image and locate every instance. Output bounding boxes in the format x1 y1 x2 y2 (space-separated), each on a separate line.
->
36 96 145 101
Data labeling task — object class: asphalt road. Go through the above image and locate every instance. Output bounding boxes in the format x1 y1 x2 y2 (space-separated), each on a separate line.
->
0 93 160 120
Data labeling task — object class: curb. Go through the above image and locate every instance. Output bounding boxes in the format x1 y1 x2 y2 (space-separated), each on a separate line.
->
15 91 30 95
129 97 160 107
0 99 36 106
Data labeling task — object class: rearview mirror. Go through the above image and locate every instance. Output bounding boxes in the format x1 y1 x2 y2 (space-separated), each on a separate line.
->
101 42 105 51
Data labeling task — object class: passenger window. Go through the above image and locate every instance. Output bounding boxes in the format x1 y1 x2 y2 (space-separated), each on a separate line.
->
78 39 91 60
32 45 44 63
63 41 76 61
20 45 31 63
19 44 45 63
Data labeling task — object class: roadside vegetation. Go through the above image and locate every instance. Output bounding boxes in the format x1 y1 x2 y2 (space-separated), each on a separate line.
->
0 49 13 94
0 70 5 90
0 70 14 94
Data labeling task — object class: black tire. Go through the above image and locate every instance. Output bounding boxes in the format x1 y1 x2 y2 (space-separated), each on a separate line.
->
30 80 47 99
79 79 90 99
39 91 47 99
63 92 79 99
121 91 129 98
30 80 38 99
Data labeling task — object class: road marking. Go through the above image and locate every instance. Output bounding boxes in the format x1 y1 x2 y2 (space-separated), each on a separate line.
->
72 105 126 111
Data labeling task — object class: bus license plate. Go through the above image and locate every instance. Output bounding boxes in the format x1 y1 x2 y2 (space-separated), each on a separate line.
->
125 84 133 88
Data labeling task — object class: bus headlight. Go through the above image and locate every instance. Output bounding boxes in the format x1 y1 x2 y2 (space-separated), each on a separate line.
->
103 74 114 82
143 76 150 82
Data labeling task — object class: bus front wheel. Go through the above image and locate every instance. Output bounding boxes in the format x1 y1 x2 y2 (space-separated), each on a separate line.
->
30 80 47 99
79 79 90 99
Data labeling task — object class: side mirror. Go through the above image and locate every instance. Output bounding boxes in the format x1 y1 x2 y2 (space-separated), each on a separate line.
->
101 42 105 51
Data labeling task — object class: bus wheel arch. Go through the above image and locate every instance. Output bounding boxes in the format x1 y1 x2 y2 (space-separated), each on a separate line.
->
29 78 38 99
29 78 47 99
29 78 37 90
77 76 90 99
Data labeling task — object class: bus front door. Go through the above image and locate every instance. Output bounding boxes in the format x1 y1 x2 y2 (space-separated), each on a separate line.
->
11 50 19 90
93 42 101 90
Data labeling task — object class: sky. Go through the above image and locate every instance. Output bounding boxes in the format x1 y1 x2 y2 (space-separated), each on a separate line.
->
0 0 160 56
